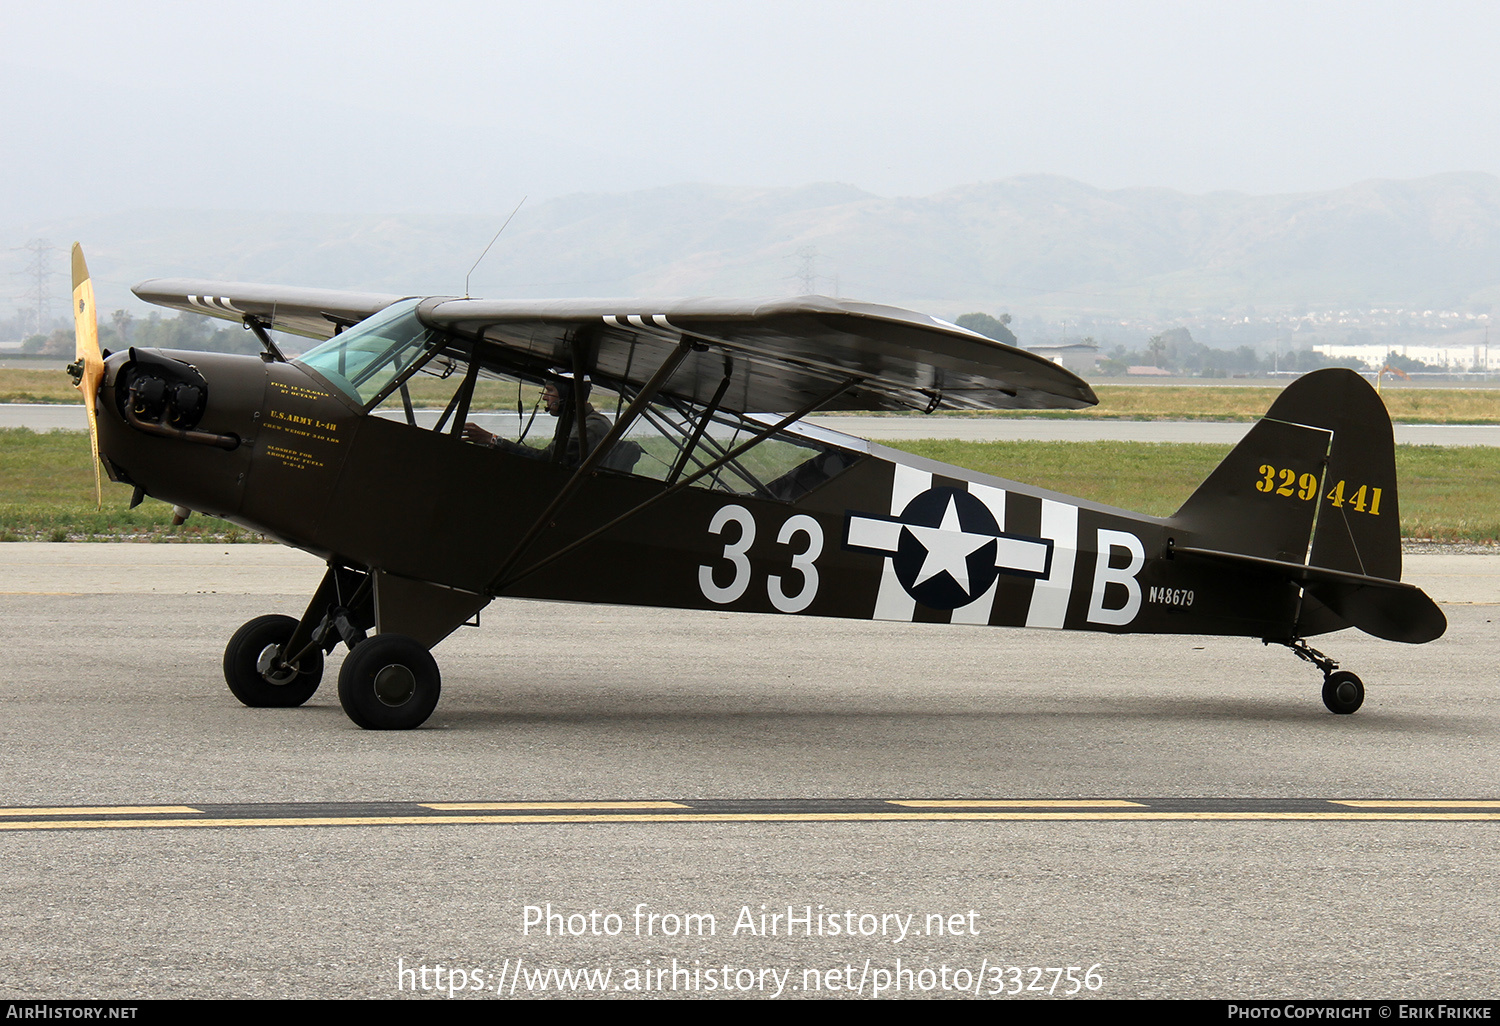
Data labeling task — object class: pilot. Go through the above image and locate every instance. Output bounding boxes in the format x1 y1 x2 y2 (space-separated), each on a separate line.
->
463 380 613 466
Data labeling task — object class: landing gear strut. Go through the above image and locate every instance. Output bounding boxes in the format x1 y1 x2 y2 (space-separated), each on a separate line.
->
222 564 374 713
1267 637 1365 715
221 564 449 729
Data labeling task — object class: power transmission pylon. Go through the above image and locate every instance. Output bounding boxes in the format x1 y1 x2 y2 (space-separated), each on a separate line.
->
794 246 818 294
12 238 59 336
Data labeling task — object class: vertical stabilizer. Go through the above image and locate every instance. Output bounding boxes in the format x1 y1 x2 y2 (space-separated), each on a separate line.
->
1173 368 1399 579
1172 415 1330 564
1170 369 1430 641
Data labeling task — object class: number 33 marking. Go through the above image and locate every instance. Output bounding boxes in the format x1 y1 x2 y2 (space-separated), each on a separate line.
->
699 505 823 613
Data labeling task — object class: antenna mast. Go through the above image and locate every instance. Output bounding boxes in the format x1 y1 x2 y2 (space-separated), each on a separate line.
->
465 197 527 298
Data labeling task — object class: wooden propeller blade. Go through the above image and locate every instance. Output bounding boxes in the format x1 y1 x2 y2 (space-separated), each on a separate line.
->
71 243 104 509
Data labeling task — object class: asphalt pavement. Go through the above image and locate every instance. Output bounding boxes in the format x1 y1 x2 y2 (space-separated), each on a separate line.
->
1 544 1497 999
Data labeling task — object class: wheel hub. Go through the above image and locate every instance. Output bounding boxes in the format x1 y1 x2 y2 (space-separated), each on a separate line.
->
1334 681 1359 705
374 664 416 707
256 643 299 686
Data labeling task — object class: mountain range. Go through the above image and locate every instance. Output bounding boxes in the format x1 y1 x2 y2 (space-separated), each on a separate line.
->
8 173 1499 333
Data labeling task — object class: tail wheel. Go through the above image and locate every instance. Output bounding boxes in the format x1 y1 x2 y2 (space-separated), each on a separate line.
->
223 614 324 707
337 633 441 730
1322 671 1365 715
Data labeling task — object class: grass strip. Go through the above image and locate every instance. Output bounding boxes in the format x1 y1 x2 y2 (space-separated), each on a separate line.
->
887 439 1499 543
839 384 1500 424
6 369 1499 424
1 428 1495 543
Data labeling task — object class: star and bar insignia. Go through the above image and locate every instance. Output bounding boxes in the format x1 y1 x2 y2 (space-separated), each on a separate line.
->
844 487 1053 610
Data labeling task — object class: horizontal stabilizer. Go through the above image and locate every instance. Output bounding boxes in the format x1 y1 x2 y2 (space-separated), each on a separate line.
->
1174 545 1446 643
1301 580 1446 645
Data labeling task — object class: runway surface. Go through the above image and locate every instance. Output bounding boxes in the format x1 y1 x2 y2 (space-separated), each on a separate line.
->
2 544 1498 999
7 402 1500 445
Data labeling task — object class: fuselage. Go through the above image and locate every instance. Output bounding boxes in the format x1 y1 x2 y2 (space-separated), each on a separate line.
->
95 343 1300 644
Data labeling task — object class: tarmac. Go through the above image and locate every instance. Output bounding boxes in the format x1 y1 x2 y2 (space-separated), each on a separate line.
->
3 543 1499 999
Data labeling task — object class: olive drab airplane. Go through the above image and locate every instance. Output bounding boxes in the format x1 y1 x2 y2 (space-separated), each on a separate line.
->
68 244 1446 729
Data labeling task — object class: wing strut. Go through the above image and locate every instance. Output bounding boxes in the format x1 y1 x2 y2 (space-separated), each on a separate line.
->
565 326 597 466
665 357 733 487
489 375 861 596
487 337 698 591
434 336 482 436
242 315 286 363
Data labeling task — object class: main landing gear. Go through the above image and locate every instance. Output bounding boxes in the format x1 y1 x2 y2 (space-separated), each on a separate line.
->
223 614 324 708
221 566 443 730
335 634 441 730
223 615 441 730
1268 637 1365 715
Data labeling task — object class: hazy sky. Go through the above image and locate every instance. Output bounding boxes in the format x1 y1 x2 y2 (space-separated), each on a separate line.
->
5 0 1500 225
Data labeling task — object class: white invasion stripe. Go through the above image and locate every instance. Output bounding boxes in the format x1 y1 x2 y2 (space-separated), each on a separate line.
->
212 297 243 315
950 483 1006 625
846 516 902 552
872 561 913 621
890 464 930 515
628 314 674 335
1025 499 1078 629
995 537 1049 576
616 313 681 343
872 465 930 621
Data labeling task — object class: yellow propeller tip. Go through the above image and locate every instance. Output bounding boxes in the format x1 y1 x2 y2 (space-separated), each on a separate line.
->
71 243 90 292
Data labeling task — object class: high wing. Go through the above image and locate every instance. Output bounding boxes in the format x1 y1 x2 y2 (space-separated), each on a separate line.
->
421 296 1097 413
133 279 408 340
132 280 1096 413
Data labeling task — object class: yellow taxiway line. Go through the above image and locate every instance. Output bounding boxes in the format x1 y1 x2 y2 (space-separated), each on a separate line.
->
3 807 1500 832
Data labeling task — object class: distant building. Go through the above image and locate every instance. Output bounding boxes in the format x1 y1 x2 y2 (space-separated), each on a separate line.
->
1313 343 1499 371
1023 341 1098 376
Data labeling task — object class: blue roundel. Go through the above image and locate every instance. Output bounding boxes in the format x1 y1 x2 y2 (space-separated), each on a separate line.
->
892 487 1001 610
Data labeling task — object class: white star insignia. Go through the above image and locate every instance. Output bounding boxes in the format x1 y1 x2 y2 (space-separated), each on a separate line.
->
904 496 994 592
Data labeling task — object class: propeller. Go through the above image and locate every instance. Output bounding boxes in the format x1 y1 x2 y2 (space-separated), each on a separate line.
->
68 243 104 508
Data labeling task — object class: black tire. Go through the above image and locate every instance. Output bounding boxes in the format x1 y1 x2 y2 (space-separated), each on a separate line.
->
337 633 441 730
1322 670 1365 715
223 614 323 708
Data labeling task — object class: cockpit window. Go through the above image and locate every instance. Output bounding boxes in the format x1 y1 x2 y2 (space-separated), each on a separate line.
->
354 333 865 502
295 299 434 406
624 400 863 501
